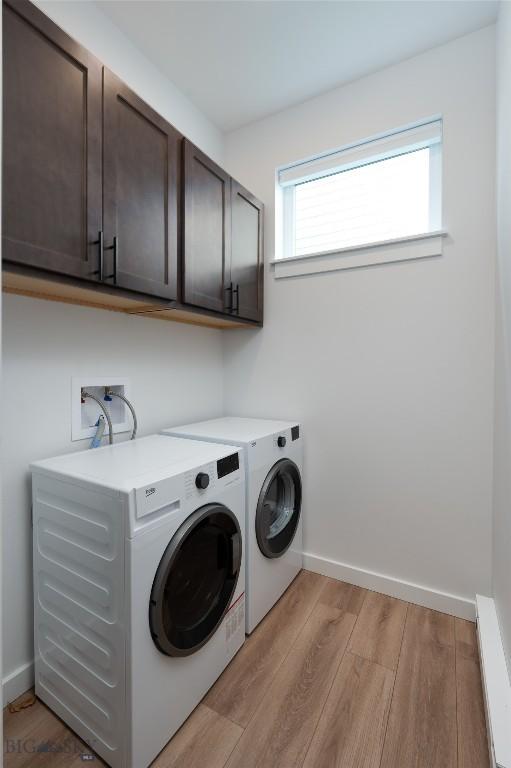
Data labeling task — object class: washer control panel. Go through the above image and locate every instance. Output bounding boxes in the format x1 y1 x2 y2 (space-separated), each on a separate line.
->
184 451 241 500
185 462 216 499
195 472 210 490
133 449 242 529
217 452 240 478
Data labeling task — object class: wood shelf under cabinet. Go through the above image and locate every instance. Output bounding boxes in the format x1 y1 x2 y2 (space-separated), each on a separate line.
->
2 269 256 330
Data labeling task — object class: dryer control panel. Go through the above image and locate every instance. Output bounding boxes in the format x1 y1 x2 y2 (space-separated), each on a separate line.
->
272 425 301 450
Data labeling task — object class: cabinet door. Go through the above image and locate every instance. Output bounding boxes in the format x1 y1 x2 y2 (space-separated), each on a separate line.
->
2 0 102 280
103 69 180 301
230 181 264 322
182 140 231 313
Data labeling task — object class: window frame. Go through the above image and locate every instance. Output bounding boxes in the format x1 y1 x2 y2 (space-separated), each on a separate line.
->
275 118 445 276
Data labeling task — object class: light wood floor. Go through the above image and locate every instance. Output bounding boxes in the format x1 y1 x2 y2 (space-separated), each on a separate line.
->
4 571 489 768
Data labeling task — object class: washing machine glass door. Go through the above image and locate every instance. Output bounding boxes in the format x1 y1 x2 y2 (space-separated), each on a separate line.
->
149 503 242 657
255 459 302 559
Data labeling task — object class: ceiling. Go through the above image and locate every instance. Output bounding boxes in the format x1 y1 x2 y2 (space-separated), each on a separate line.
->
96 0 498 132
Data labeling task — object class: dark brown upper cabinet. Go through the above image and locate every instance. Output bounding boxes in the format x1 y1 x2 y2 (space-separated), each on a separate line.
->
182 142 264 323
2 0 103 281
3 0 264 327
231 181 264 322
182 139 232 314
103 70 180 301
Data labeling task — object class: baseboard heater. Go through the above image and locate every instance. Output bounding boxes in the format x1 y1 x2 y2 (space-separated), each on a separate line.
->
476 595 511 768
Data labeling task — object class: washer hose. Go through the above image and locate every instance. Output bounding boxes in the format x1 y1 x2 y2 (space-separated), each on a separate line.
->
105 390 138 440
82 390 114 445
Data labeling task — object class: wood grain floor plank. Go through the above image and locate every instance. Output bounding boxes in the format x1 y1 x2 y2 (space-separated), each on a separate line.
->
455 619 490 768
3 695 104 767
348 591 407 670
3 580 491 768
380 604 457 768
302 652 394 768
225 603 356 768
318 577 367 615
151 704 243 768
205 569 325 727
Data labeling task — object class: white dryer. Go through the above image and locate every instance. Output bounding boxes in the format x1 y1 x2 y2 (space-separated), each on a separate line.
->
162 418 303 634
31 435 246 768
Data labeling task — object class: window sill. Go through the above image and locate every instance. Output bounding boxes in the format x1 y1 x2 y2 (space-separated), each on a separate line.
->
271 230 447 279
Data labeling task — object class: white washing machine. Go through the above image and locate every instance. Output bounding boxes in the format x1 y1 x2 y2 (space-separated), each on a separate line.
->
162 418 303 634
31 435 246 768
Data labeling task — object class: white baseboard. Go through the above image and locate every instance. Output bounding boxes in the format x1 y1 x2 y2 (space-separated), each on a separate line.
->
476 595 511 768
2 660 34 706
303 552 476 620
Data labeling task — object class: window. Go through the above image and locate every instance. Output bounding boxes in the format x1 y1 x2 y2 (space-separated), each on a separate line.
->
276 120 443 276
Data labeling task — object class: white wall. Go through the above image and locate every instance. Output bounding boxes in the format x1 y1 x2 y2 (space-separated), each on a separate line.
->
2 1 225 702
223 27 496 612
493 2 511 679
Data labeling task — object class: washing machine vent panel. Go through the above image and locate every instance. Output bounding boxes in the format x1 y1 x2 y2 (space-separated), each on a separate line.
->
32 474 126 767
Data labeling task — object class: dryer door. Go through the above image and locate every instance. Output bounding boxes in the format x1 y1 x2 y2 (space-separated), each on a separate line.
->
149 503 242 657
255 459 302 559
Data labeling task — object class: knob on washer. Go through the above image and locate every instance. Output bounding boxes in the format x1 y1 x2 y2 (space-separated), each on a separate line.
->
277 436 287 448
195 472 210 490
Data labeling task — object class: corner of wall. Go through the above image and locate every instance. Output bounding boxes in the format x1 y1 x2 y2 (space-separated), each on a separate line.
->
492 0 511 685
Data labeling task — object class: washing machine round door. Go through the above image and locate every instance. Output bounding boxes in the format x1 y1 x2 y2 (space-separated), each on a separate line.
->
255 459 302 559
149 504 242 657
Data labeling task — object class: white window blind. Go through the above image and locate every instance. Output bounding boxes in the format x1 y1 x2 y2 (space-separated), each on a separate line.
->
278 119 442 261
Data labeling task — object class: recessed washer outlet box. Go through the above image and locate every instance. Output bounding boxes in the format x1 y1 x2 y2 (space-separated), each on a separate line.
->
72 377 131 442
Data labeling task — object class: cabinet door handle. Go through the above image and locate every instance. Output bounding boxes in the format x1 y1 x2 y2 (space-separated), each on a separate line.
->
104 236 118 284
232 283 239 314
92 230 104 281
225 281 234 312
